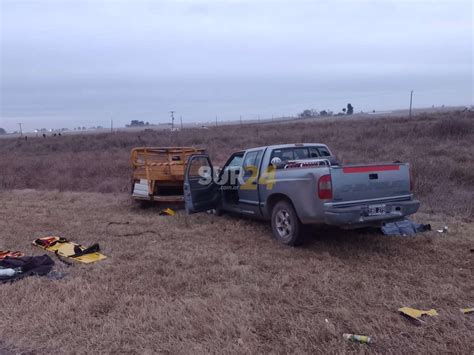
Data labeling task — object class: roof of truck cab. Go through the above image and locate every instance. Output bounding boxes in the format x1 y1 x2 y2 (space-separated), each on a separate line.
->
244 143 328 152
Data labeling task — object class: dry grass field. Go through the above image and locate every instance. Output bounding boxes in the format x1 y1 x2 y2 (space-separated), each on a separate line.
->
1 110 473 218
0 111 473 354
0 190 472 354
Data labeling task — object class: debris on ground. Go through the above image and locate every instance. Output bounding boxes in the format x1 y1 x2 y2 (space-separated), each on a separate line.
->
0 250 25 260
343 333 372 344
436 226 449 234
398 307 438 322
159 208 176 216
460 308 473 314
381 219 431 236
33 236 107 263
0 255 54 283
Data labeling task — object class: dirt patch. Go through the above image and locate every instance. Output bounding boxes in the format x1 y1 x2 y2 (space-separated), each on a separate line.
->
0 190 472 353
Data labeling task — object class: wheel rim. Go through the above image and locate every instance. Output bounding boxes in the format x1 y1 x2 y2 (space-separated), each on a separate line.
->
275 208 293 241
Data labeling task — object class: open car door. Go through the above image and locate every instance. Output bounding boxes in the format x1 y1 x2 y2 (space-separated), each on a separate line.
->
184 154 219 214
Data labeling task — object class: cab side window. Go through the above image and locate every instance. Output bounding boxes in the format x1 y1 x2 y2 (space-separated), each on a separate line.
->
317 147 331 156
242 150 263 178
226 154 243 168
188 156 211 179
309 147 320 158
294 148 309 159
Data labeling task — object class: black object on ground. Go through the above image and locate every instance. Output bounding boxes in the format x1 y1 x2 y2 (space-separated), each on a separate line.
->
0 255 54 283
381 219 431 236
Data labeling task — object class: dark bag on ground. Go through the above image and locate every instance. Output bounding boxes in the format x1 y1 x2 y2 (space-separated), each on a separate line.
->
0 255 54 283
381 219 431 236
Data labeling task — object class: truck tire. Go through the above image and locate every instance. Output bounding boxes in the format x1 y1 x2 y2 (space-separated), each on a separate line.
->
271 200 303 246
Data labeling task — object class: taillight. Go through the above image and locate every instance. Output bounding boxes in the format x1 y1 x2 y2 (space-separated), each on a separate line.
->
318 174 333 199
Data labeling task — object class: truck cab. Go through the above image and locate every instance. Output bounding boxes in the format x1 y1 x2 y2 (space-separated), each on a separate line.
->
184 144 335 215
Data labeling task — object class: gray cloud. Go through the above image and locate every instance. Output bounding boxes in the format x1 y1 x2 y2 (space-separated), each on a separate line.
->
1 0 472 131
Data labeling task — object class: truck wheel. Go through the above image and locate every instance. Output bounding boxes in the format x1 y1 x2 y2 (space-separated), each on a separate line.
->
271 200 303 246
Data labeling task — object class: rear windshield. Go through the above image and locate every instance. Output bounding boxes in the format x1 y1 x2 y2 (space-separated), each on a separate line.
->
270 146 331 164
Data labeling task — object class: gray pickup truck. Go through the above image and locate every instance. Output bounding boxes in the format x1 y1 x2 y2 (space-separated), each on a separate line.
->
184 143 420 245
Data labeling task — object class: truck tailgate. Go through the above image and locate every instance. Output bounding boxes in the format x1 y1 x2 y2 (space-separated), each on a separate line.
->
330 163 411 203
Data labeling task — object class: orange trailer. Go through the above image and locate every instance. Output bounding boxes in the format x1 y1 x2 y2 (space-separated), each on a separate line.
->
131 147 205 202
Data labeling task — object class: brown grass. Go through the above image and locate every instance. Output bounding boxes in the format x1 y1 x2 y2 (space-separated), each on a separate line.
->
1 111 473 218
0 111 473 353
0 190 473 354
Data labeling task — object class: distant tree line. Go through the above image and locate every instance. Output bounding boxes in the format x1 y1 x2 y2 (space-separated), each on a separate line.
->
126 120 150 127
0 128 6 135
298 103 354 118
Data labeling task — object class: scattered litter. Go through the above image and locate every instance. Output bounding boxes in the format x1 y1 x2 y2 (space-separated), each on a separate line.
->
398 307 438 322
0 250 25 260
343 333 372 344
0 255 54 283
460 308 473 314
33 236 107 264
159 208 176 216
381 219 431 236
436 226 448 234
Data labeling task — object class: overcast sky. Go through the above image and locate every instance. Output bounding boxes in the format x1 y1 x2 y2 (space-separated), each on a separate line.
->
0 0 472 132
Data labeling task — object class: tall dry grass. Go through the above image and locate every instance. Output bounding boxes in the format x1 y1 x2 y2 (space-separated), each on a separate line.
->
0 111 473 218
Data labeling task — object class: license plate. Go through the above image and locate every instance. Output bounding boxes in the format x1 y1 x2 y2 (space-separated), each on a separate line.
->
368 204 386 216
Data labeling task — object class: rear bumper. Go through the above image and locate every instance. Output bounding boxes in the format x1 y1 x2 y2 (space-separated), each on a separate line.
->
323 200 420 227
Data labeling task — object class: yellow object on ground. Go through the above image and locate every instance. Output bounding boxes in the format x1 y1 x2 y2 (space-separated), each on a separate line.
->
33 236 107 264
159 208 176 216
460 308 474 314
398 307 438 320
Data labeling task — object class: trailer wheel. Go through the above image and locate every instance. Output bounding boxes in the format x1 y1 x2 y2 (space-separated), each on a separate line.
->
271 200 303 246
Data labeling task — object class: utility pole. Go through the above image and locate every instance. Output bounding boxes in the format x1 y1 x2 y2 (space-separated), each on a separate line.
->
240 115 242 126
409 90 414 118
110 119 113 133
180 116 183 130
215 116 218 127
169 111 175 130
17 123 23 137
